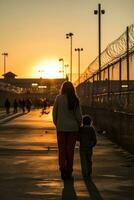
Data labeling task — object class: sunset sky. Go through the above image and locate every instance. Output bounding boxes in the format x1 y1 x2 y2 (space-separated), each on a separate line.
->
0 0 134 81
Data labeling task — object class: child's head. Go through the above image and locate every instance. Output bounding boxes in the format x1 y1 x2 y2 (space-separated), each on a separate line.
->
83 115 92 126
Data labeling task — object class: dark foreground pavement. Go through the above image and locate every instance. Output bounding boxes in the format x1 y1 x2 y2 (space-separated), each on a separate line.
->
0 109 134 200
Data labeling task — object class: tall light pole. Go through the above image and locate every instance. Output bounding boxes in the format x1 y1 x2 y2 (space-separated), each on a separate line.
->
59 58 64 78
66 32 74 82
94 3 105 81
2 53 8 74
75 48 83 85
64 64 69 79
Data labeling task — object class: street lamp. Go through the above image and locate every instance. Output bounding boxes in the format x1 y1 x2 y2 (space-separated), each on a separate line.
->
94 3 105 81
66 32 74 82
2 53 8 74
59 58 64 78
75 48 83 85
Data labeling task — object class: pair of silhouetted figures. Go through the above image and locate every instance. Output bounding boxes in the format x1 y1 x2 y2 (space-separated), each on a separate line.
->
5 98 19 114
19 99 32 113
52 81 97 181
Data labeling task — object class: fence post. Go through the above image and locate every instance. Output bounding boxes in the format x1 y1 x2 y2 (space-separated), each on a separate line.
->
107 65 110 102
119 58 122 105
126 26 130 105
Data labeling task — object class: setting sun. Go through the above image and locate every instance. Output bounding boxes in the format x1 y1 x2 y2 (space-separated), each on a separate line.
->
33 60 63 79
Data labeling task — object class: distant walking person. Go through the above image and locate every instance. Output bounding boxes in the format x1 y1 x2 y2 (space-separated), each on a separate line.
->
79 115 97 179
41 98 47 114
13 99 18 113
53 81 82 180
26 99 32 112
4 98 11 114
19 99 25 113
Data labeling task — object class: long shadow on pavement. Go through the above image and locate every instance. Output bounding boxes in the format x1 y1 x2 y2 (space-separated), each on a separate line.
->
84 178 104 200
62 178 78 200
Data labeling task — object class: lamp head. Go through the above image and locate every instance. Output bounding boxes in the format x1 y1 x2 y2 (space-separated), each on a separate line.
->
94 10 98 15
66 32 74 38
101 10 105 14
2 53 8 56
66 33 69 38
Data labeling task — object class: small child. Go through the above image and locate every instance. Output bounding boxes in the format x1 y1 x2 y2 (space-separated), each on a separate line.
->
79 115 97 179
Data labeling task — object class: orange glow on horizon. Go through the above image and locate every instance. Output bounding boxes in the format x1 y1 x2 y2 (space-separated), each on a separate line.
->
33 59 63 79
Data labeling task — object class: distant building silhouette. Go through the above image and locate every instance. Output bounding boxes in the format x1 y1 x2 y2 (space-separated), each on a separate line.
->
0 71 67 107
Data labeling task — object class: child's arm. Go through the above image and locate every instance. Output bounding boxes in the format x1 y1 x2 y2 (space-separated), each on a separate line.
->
90 127 97 147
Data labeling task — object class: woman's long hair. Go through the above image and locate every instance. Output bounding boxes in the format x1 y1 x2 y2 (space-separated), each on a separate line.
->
60 81 79 110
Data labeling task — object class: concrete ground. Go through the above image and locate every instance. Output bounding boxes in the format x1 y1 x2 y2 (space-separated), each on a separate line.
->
0 108 134 200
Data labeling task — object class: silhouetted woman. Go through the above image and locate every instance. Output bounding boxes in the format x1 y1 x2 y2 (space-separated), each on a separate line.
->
4 98 10 114
53 81 82 180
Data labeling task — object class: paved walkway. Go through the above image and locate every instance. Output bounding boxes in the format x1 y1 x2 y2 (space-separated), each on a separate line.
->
0 109 134 200
0 108 24 123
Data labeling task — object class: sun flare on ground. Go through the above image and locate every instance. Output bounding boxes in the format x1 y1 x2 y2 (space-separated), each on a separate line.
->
33 60 63 79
